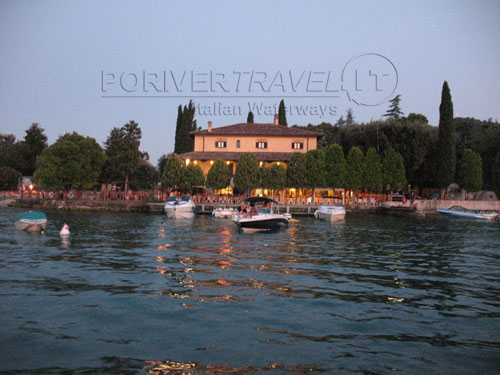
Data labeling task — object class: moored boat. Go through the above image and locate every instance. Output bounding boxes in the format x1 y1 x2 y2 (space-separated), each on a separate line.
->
212 206 237 218
314 204 346 222
437 206 498 221
232 197 289 232
15 211 47 232
164 195 196 219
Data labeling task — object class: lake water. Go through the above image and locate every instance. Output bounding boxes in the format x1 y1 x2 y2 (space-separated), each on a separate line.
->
1 207 499 374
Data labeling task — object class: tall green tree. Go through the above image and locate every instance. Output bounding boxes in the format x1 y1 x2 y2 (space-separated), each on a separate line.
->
247 111 254 123
346 108 354 125
34 132 105 190
180 164 205 193
406 113 428 124
260 163 286 199
206 159 231 192
234 153 259 196
278 99 287 126
325 144 347 188
23 123 48 175
174 100 197 154
345 146 364 192
0 167 21 191
458 149 483 192
161 153 184 191
102 120 143 194
286 153 307 201
130 161 159 190
363 147 383 192
382 146 407 191
437 81 456 188
157 154 168 178
305 149 327 199
384 94 404 120
493 151 500 196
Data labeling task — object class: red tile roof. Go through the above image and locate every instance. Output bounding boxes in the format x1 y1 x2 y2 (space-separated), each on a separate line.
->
178 151 300 162
190 123 322 137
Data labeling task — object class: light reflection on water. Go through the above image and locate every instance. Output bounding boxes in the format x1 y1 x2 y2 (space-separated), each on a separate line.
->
0 208 499 374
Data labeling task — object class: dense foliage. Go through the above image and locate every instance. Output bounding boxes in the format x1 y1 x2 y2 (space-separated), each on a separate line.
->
362 147 383 192
260 163 286 193
34 132 105 190
325 144 347 188
206 159 231 191
161 153 184 191
382 146 407 191
0 167 21 191
458 149 483 192
286 153 307 192
234 153 259 195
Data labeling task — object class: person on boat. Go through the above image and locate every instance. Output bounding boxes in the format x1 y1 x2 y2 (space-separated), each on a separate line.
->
249 202 258 217
239 202 247 216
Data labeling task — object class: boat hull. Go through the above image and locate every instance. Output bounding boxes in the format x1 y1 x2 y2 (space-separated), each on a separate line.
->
165 205 195 219
15 219 47 232
315 206 346 221
233 214 288 232
437 209 498 221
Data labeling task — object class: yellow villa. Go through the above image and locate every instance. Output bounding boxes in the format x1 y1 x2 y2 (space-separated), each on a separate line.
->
178 115 325 202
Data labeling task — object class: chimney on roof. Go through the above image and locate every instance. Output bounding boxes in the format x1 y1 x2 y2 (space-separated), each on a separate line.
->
274 114 279 125
208 121 212 132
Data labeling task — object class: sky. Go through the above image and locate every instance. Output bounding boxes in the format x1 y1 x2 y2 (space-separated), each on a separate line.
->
1 0 499 164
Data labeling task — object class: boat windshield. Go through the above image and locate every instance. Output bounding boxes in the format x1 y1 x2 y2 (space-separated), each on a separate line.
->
167 196 178 202
180 195 191 202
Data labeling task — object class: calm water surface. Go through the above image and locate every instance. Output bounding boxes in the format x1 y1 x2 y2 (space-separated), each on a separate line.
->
0 208 499 374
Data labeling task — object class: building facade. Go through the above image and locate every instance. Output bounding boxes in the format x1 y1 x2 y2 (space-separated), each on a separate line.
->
179 115 322 177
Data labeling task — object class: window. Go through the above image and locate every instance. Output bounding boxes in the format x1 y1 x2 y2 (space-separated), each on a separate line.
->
236 140 240 148
256 141 267 149
292 142 304 149
216 141 227 148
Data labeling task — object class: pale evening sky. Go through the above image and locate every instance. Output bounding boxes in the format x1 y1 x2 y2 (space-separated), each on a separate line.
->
1 0 499 164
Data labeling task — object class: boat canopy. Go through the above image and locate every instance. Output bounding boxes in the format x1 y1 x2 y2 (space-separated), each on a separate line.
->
244 197 278 205
17 211 47 220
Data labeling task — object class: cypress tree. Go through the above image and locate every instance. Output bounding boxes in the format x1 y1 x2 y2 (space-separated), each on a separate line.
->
174 105 183 154
247 111 254 123
174 101 197 154
278 99 287 126
437 81 456 188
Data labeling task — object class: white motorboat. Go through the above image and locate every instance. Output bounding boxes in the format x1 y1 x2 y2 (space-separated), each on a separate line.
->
164 195 196 218
232 197 289 232
437 206 498 221
15 211 47 232
314 204 346 222
212 206 237 219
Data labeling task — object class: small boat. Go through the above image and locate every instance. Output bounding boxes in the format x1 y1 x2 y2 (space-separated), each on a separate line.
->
232 197 289 232
164 195 196 219
212 206 237 219
437 206 498 221
314 204 346 222
15 211 47 232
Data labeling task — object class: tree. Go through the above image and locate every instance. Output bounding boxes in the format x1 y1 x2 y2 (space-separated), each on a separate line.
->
161 153 184 191
384 94 404 120
346 108 354 125
325 144 347 188
206 159 231 192
458 149 483 192
157 154 168 178
174 100 197 154
286 153 307 201
305 149 327 197
260 163 286 199
180 164 205 193
234 153 259 196
102 120 143 194
247 111 254 123
406 113 428 124
382 146 407 191
130 161 159 190
345 146 364 192
437 81 456 188
362 147 383 192
23 123 48 175
0 167 21 191
493 151 500 196
278 99 287 126
34 132 105 190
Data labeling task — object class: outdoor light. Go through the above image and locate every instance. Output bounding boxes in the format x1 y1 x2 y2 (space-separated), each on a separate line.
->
210 160 214 165
226 161 230 165
259 162 263 167
277 162 280 165
186 159 190 165
29 184 33 190
194 160 197 164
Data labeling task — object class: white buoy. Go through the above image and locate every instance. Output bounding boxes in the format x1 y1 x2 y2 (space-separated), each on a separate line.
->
60 223 70 236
